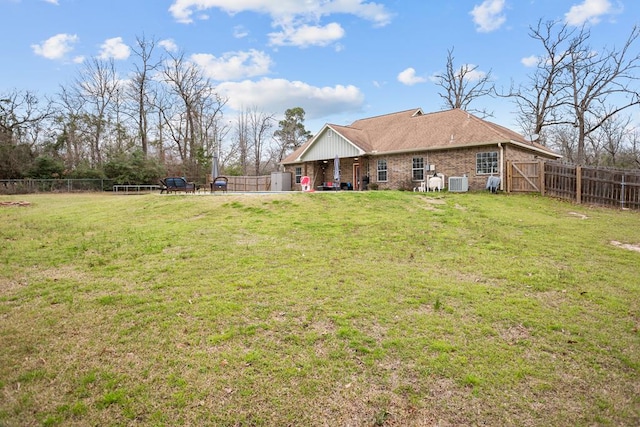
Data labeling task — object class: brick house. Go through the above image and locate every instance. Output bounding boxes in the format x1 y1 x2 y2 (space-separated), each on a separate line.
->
281 108 562 191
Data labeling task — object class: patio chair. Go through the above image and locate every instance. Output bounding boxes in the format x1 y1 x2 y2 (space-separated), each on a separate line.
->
211 176 228 193
162 177 196 193
159 178 168 194
428 173 445 191
486 176 501 193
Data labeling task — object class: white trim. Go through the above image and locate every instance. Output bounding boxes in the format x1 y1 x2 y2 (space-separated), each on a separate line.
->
293 124 365 162
362 140 560 159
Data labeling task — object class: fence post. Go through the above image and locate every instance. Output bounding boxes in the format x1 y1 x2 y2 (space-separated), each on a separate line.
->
621 174 626 209
539 160 545 196
576 165 582 204
506 160 512 193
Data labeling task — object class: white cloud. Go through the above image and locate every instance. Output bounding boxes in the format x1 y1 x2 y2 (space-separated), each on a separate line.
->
233 25 249 38
168 0 392 48
462 66 487 81
521 55 539 67
217 78 365 120
98 37 130 60
269 22 345 47
470 0 506 33
191 49 272 81
159 39 179 52
169 0 392 26
564 0 612 26
31 33 78 60
397 68 426 86
43 0 59 5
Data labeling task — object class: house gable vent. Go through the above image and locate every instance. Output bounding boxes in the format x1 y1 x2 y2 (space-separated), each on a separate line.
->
448 176 469 192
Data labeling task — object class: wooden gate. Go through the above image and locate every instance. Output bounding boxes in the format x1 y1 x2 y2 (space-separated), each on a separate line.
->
506 161 545 194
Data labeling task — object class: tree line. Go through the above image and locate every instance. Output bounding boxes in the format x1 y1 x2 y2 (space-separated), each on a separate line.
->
2 21 640 183
0 36 312 183
432 20 640 168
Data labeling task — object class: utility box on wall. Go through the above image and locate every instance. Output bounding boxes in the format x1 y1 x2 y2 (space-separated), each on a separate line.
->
271 172 292 191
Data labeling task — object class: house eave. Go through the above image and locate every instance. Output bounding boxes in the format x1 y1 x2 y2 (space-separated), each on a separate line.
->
281 139 561 165
364 140 561 158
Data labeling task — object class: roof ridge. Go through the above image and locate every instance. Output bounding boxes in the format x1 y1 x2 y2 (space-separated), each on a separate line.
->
351 108 422 124
461 110 524 142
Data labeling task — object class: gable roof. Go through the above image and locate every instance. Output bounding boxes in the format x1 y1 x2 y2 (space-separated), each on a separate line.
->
282 108 560 164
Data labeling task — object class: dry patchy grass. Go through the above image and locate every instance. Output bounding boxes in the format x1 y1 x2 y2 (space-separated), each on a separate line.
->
0 191 638 426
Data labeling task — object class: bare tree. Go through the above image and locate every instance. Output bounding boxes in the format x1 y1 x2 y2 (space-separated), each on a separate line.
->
233 109 250 175
0 89 54 178
127 35 162 158
591 114 633 167
73 58 121 166
514 21 640 164
247 106 275 175
159 52 224 177
56 85 89 169
566 25 640 165
0 90 53 146
195 91 228 160
546 124 578 163
107 85 135 157
627 128 640 168
507 20 583 142
433 48 494 117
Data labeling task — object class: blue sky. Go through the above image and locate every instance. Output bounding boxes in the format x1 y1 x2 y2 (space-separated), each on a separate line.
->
1 0 638 134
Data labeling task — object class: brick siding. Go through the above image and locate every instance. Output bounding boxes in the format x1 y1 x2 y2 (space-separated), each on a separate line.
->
285 144 554 191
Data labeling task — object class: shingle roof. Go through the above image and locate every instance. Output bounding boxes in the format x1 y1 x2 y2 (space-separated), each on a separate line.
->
282 108 560 164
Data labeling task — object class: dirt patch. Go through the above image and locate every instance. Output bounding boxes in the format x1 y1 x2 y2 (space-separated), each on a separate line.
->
423 197 446 205
498 323 531 345
568 211 588 219
0 277 28 293
610 241 640 253
0 201 31 207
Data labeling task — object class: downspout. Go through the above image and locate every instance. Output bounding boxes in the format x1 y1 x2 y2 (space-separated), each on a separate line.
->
498 143 504 191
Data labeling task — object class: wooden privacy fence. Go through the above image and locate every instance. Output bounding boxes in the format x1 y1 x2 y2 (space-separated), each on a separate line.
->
225 175 271 192
506 161 544 193
507 161 640 210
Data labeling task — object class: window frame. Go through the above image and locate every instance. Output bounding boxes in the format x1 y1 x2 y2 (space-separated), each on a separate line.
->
294 167 302 184
377 159 388 182
476 151 499 175
412 157 424 181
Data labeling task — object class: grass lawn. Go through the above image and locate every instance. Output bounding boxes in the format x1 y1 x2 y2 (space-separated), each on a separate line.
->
0 191 638 426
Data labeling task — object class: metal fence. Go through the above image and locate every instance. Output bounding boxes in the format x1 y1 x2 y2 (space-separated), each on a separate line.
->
0 176 276 194
0 179 117 194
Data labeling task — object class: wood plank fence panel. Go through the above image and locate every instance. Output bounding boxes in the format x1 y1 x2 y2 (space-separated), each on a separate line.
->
544 163 577 201
508 161 542 192
540 162 640 209
226 176 271 192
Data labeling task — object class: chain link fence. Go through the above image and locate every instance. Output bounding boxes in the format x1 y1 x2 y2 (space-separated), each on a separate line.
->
0 179 118 195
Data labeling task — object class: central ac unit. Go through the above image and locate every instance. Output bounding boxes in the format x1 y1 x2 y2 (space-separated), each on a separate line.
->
448 176 469 192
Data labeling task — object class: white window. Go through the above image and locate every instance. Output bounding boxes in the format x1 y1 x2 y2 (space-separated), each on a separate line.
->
295 167 302 184
377 160 388 182
476 152 498 174
412 157 424 181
